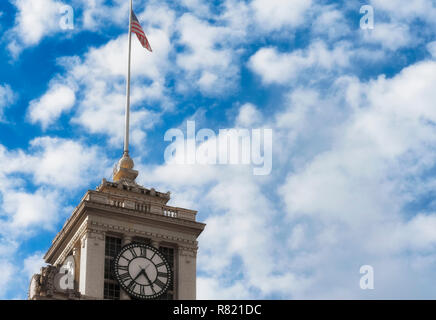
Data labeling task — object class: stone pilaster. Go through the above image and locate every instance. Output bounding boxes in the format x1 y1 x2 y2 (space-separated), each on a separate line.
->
120 234 132 300
79 230 105 299
72 247 80 291
177 246 198 299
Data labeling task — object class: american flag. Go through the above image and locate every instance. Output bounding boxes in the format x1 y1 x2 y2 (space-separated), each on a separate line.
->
131 11 152 52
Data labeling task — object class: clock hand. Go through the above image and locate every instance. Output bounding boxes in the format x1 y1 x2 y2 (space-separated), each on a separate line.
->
142 270 151 284
143 270 156 294
133 269 145 282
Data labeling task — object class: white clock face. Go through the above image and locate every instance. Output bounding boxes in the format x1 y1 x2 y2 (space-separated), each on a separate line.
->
114 243 172 300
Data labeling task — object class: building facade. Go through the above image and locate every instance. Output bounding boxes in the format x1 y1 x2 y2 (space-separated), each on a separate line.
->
28 153 205 300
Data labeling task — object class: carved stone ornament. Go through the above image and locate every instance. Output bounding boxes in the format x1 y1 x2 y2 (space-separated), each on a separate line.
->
28 265 82 300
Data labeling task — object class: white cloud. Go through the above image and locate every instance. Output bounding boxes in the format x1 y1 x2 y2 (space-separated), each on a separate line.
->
74 0 128 30
361 23 412 50
197 277 247 299
8 0 64 56
312 8 350 40
427 41 436 58
2 189 60 230
176 13 240 95
249 41 351 85
180 0 211 17
198 173 303 297
236 103 262 127
7 0 132 56
274 60 436 298
251 0 312 31
370 0 436 23
221 0 252 36
29 137 106 188
28 83 76 129
280 60 436 222
0 261 14 297
0 84 15 121
23 252 46 279
357 0 436 52
0 137 108 190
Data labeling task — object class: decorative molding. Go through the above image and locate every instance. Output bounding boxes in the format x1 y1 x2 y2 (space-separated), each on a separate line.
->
88 220 197 246
97 179 171 203
87 201 200 226
46 187 204 264
178 246 198 258
54 219 89 266
54 217 199 266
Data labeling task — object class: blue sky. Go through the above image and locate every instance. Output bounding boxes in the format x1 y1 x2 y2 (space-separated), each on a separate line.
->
1 0 436 299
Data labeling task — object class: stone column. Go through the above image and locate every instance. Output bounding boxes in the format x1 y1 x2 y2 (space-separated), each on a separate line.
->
79 229 105 299
72 247 80 291
177 246 197 300
120 234 132 300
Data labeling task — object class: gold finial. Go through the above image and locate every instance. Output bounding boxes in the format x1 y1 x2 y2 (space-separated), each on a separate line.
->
113 151 138 182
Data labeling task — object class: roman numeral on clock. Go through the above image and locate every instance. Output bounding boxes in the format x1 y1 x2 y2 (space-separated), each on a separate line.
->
157 272 168 278
129 248 137 258
154 278 166 289
126 280 136 292
118 272 130 281
150 284 156 294
117 265 128 271
140 285 146 296
120 255 130 262
156 262 166 268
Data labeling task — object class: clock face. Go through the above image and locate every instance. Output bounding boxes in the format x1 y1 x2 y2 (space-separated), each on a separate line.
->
113 243 172 300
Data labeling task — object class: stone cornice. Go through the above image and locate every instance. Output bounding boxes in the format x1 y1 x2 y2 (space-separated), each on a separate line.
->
88 220 199 248
45 189 205 265
85 201 204 231
178 245 198 258
53 219 200 266
51 217 89 266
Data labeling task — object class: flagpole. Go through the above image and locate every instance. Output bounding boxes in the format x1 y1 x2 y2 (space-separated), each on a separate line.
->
124 0 133 155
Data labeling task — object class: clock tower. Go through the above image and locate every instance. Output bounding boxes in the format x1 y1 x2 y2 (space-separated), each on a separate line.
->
28 3 205 299
28 153 205 300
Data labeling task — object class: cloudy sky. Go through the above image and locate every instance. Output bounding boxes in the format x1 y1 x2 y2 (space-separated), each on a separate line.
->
1 0 436 299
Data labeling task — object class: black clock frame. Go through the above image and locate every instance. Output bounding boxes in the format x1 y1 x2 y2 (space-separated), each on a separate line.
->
113 243 172 300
